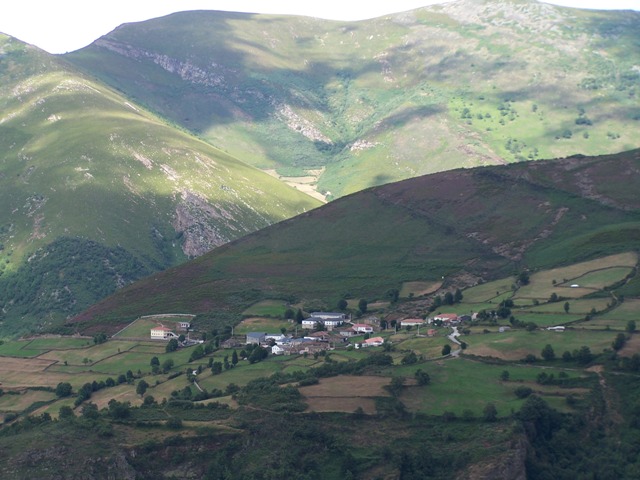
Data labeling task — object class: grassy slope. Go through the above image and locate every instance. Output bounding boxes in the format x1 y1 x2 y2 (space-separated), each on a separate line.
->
65 0 640 198
71 149 640 333
0 35 320 336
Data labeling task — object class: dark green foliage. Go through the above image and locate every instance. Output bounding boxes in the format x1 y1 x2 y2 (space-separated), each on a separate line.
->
358 298 368 313
136 380 149 397
55 382 72 398
442 344 452 356
166 338 178 353
414 369 431 386
541 344 555 361
483 403 498 422
0 238 152 336
514 386 533 399
613 333 627 351
401 351 418 365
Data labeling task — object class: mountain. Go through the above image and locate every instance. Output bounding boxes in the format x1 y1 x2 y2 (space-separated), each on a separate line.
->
71 148 640 334
65 0 640 199
0 35 320 337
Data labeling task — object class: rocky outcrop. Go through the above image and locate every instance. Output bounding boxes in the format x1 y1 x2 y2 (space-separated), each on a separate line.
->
456 435 529 480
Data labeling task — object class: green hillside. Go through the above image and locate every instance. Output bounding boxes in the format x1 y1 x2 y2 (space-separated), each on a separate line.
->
65 0 640 199
71 149 640 334
0 35 320 337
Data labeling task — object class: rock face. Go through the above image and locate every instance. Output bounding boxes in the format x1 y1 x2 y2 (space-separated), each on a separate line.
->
456 435 529 480
9 446 137 480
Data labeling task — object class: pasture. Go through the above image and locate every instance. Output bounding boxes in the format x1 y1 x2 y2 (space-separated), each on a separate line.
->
463 329 615 360
242 300 288 317
234 317 292 335
400 281 442 298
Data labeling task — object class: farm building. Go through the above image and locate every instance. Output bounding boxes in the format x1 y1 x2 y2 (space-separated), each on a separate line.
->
301 319 318 329
364 337 385 347
150 326 177 340
400 318 425 328
310 312 348 321
430 313 459 325
178 321 191 331
246 332 267 344
352 323 374 333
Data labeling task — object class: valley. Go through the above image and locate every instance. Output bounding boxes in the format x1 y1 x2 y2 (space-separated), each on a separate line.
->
0 250 638 477
1 1 640 477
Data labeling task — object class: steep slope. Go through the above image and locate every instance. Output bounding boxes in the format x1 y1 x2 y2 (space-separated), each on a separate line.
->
0 35 320 336
72 149 640 334
65 0 640 198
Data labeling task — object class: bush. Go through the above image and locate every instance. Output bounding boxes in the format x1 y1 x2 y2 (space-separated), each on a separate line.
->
514 386 533 399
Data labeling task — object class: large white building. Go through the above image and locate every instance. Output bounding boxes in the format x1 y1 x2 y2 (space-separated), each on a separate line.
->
150 325 178 340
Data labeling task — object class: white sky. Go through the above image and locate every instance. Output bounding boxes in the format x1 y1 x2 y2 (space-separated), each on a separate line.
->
1 0 639 54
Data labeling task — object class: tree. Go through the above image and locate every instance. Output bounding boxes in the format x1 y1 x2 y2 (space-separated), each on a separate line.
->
401 352 418 365
337 298 348 311
612 333 626 351
500 370 510 381
483 403 498 422
231 350 239 366
386 377 405 397
575 345 593 365
414 369 431 385
541 344 555 361
444 292 454 306
549 292 559 303
441 344 452 356
563 302 570 314
284 308 295 320
58 405 75 419
518 271 530 286
454 288 463 303
55 382 73 398
166 338 178 353
387 289 400 304
150 356 160 367
627 320 636 334
295 308 304 324
358 299 368 313
136 379 149 397
211 362 223 375
162 358 174 373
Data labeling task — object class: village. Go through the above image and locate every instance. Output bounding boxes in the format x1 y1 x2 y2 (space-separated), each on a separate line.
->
148 311 467 357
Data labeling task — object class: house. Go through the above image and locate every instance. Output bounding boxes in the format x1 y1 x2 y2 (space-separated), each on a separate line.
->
296 342 330 355
178 321 191 331
271 344 288 355
427 329 437 337
246 332 267 344
265 333 286 342
306 331 331 342
364 336 384 347
431 313 459 325
310 312 347 321
337 327 358 337
301 319 318 329
221 338 242 349
400 318 425 328
322 318 344 330
150 326 177 340
352 323 374 334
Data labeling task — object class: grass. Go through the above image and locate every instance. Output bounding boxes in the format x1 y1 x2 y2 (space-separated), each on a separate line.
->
242 300 288 317
234 317 293 335
463 329 615 360
395 357 585 417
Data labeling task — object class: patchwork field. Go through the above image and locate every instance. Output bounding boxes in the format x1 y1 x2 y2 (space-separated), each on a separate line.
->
300 376 391 414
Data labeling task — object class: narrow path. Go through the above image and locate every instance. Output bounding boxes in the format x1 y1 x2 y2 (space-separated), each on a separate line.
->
448 327 462 357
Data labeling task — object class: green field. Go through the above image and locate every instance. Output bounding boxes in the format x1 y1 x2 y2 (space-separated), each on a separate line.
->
242 300 288 317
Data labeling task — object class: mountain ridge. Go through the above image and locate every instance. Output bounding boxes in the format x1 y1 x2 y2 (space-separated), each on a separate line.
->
70 148 640 334
65 0 640 198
